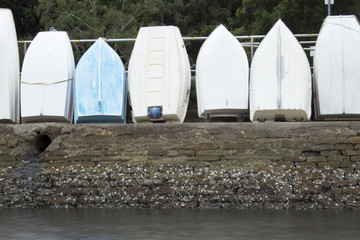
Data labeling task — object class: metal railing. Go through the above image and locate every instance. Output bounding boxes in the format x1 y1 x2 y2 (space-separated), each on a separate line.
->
18 33 318 61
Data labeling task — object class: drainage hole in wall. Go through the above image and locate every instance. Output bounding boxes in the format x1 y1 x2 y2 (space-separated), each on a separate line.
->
31 134 52 154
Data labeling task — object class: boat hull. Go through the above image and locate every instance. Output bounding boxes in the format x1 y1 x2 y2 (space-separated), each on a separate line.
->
196 24 249 119
128 26 191 123
0 9 19 123
21 31 75 123
250 20 312 122
314 16 360 120
74 38 126 124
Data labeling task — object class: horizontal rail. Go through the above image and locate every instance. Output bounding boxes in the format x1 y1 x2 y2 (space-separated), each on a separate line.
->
17 33 318 62
18 33 318 44
18 40 32 44
299 41 317 44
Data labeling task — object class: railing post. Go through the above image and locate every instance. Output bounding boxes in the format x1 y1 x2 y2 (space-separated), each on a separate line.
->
251 37 254 60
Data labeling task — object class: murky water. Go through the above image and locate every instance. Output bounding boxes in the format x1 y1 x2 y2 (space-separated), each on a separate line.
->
0 209 359 240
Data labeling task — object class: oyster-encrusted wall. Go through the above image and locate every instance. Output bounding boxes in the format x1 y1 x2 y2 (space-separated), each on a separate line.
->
0 122 360 209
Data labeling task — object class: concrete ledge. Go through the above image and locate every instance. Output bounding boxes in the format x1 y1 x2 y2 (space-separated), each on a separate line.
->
0 122 360 209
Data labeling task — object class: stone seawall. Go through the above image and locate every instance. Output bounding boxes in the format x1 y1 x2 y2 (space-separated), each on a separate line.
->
0 122 360 209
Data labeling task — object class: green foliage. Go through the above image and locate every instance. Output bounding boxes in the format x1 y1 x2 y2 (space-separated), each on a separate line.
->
0 0 40 39
35 0 151 63
2 0 360 64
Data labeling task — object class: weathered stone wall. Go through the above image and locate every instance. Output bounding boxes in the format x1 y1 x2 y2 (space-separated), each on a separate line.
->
0 122 360 209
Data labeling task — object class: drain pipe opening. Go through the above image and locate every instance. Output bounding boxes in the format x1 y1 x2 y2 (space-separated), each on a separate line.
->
31 134 52 154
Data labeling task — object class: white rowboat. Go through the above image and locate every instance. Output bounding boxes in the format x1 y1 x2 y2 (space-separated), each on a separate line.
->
250 19 312 122
0 9 19 123
128 26 191 123
21 30 75 123
314 15 360 120
196 24 249 121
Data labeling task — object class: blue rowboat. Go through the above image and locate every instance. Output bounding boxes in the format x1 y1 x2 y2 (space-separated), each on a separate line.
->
74 37 126 123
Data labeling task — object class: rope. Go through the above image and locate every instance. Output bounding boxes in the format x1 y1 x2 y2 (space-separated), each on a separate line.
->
21 78 73 85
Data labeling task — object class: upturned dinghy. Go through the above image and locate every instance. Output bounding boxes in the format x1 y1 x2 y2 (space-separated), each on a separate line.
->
74 38 126 123
314 15 360 120
0 9 19 123
128 26 191 123
250 19 312 122
21 30 75 123
196 24 249 122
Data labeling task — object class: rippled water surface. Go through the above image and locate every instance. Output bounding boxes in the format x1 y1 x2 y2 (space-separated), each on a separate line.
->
0 209 359 240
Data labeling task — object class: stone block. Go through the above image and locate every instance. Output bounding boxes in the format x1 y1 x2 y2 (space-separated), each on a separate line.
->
45 125 63 137
0 138 7 145
327 154 350 162
342 149 360 156
0 155 14 162
196 150 235 156
221 140 258 150
348 136 360 144
40 155 67 162
342 187 360 195
0 126 13 134
168 150 195 157
317 162 341 169
297 172 320 181
189 155 221 162
64 155 92 162
150 156 189 166
179 160 208 168
180 144 220 151
271 161 294 169
335 180 358 187
302 150 321 156
320 150 341 157
91 155 131 162
121 149 148 156
307 136 348 145
223 154 282 162
235 159 272 171
350 156 360 162
335 143 354 150
45 161 95 169
278 186 293 195
295 162 317 169
342 162 359 169
354 144 360 149
302 144 335 151
126 187 148 195
306 156 327 162
288 156 306 162
293 179 311 192
83 150 104 157
0 161 16 168
126 156 150 165
147 149 168 156
153 186 173 195
328 188 343 197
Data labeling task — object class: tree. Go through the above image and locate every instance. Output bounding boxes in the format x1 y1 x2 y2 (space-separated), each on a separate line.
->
35 0 150 64
234 0 360 35
3 0 360 64
0 0 40 39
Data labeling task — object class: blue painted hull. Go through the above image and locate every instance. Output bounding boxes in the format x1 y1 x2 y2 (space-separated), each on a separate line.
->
74 38 126 123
